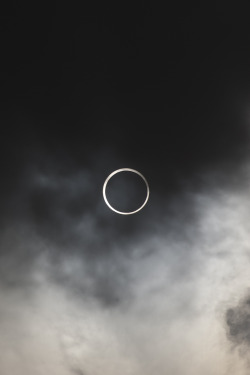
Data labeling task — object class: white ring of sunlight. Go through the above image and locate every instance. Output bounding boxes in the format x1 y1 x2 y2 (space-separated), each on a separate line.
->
102 168 150 215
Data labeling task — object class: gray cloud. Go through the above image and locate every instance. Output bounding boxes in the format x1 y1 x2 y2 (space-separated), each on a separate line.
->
226 292 250 348
1 146 250 374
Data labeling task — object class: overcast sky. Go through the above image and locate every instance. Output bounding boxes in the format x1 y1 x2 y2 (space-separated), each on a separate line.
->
1 6 250 374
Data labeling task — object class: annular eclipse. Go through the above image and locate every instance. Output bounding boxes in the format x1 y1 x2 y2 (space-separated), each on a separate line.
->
103 168 150 215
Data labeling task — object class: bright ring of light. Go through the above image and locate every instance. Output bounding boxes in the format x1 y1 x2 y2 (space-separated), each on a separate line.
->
103 168 150 215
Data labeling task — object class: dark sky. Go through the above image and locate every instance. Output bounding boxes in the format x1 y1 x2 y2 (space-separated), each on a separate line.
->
1 10 250 226
1 6 250 375
1 10 250 185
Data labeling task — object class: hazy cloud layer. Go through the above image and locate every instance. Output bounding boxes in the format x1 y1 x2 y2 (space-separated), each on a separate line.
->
0 148 250 374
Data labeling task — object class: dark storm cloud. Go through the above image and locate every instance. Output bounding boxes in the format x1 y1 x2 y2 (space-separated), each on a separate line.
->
0 140 206 309
0 135 168 308
226 291 250 348
0 130 248 307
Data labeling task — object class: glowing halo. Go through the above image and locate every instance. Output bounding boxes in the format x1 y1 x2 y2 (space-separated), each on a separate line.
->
102 168 150 215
